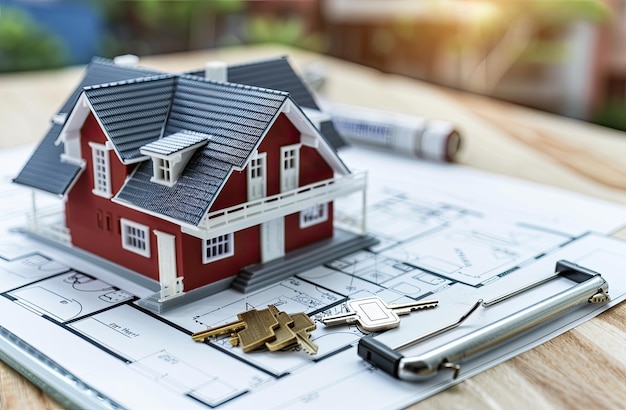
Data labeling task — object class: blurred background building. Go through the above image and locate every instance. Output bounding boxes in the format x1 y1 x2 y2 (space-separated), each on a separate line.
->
0 0 624 131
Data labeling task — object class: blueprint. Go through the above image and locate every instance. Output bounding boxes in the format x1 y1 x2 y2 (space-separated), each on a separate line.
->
1 144 626 409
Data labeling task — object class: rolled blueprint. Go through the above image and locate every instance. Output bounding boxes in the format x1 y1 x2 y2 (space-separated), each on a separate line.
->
330 104 461 162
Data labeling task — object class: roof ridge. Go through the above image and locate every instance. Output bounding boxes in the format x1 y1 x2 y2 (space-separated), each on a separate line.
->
226 55 288 69
177 74 290 97
83 72 290 98
83 73 176 91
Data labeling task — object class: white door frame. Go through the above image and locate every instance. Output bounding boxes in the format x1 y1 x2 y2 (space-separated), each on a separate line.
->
261 218 285 262
154 230 184 301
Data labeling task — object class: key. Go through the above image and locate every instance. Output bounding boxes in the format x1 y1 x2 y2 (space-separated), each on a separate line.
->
192 320 246 342
265 305 297 352
192 305 319 354
321 296 438 333
237 307 280 352
265 307 319 354
290 312 318 355
192 306 280 353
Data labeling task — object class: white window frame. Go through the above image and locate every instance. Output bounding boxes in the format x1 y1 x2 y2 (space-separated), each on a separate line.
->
120 218 151 257
155 157 173 184
300 203 329 228
89 142 111 198
247 152 267 200
202 233 234 264
280 144 300 192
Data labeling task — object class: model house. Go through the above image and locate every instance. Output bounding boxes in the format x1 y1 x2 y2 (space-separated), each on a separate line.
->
13 56 370 311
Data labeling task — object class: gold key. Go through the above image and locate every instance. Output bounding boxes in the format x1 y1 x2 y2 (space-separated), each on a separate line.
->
290 312 318 355
265 305 297 352
192 320 246 342
192 305 318 355
237 307 280 352
192 306 280 352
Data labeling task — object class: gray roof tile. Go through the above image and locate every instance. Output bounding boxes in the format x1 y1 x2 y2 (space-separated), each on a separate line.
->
116 156 229 225
190 56 319 109
115 76 289 226
14 58 160 195
12 123 82 195
164 77 288 168
84 75 177 161
189 57 347 150
58 57 162 115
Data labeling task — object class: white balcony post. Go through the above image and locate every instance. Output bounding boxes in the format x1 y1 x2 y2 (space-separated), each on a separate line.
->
361 185 367 234
30 191 38 232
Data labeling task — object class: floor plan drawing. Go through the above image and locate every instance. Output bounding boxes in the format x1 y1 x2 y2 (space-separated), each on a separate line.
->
5 271 134 323
68 304 272 408
382 217 571 286
0 252 69 292
1 145 626 409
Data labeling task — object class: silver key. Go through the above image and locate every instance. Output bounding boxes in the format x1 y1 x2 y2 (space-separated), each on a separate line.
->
321 296 438 332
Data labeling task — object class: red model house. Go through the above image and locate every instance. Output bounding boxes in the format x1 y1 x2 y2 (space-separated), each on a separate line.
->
14 57 369 311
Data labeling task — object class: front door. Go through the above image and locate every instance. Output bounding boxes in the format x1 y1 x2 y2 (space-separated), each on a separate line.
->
261 217 285 262
154 230 183 301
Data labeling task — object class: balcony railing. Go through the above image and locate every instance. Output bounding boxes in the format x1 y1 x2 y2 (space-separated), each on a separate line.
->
182 171 367 239
26 205 71 245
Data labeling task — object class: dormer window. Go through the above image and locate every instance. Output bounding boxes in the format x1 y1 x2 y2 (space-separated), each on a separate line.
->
155 157 172 182
140 132 208 187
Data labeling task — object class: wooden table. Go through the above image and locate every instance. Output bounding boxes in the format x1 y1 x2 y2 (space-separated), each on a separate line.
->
1 44 626 409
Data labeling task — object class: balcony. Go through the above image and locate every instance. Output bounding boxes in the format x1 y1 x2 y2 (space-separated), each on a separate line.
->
25 194 71 245
181 171 367 239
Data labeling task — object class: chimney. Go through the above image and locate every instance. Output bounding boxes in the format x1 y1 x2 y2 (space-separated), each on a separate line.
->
204 61 227 82
113 54 139 67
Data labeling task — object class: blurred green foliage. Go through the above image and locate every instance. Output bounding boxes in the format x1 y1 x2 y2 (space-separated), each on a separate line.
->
124 0 242 28
527 0 612 24
244 15 326 51
0 7 69 72
99 0 245 57
0 0 325 71
100 0 326 57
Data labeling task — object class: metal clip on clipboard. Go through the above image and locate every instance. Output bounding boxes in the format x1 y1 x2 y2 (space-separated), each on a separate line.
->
357 260 610 381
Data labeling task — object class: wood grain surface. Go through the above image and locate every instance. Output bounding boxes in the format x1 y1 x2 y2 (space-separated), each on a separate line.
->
1 44 625 409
